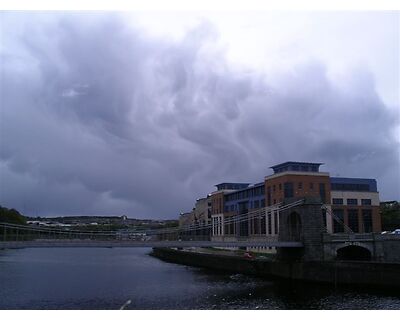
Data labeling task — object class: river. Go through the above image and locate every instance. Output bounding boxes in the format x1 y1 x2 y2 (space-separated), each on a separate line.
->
0 247 399 310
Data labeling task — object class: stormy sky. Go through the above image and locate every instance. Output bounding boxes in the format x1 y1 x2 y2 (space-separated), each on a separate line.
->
0 11 399 219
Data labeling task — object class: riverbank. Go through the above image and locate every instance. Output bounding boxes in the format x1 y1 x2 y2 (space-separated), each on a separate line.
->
151 247 400 288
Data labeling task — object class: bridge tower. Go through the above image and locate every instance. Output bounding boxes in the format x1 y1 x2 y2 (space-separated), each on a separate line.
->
278 197 326 261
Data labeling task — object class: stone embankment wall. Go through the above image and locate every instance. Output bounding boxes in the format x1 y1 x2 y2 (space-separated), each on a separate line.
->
151 248 400 288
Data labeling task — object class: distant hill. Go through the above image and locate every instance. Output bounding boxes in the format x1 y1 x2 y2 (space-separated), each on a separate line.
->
23 215 178 230
25 215 177 223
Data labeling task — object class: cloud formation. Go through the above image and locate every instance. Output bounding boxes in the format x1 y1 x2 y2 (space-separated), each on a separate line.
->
0 12 399 218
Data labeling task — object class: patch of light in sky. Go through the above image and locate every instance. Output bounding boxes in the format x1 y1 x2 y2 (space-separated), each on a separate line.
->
125 11 399 108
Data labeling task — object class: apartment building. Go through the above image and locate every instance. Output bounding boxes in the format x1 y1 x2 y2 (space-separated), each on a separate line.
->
208 161 381 243
179 196 212 240
330 177 381 233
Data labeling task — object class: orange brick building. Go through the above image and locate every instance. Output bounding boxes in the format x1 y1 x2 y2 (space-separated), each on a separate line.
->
209 161 381 238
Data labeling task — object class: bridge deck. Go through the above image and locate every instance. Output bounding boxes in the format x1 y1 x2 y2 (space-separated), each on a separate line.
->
0 240 303 249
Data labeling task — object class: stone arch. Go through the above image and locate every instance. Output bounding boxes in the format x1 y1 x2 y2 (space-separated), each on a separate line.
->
287 211 302 241
335 241 372 252
336 245 372 261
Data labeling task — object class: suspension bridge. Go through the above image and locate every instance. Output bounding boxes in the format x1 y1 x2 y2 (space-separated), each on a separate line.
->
2 196 398 265
0 199 311 249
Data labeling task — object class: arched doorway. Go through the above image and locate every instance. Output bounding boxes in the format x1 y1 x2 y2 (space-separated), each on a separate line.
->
287 211 302 241
336 245 372 261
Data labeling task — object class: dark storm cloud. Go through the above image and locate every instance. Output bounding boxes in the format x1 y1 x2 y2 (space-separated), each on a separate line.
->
0 12 399 218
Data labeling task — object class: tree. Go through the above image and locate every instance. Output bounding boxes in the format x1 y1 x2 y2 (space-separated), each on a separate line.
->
380 201 400 231
0 206 27 225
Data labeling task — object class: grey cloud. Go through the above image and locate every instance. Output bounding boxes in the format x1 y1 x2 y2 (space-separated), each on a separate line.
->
0 12 398 218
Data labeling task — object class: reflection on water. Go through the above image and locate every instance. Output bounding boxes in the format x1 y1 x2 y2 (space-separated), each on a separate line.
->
0 247 399 310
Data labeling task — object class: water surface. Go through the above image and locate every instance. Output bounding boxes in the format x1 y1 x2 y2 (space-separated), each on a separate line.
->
0 247 399 310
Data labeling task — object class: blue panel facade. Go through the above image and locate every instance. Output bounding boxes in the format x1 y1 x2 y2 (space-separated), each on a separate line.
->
224 183 265 213
330 177 377 192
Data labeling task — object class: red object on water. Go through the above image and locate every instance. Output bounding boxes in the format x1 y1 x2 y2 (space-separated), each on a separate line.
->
243 252 254 259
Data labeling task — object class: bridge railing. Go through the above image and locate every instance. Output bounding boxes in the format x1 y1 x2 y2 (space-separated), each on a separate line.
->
0 223 119 242
322 233 376 242
0 222 162 241
0 199 308 244
0 222 210 243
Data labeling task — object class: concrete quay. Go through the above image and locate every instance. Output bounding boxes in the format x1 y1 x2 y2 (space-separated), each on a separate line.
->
151 247 400 288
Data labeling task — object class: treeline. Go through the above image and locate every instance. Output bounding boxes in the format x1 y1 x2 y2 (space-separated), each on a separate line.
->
380 201 400 231
71 221 179 232
0 206 27 225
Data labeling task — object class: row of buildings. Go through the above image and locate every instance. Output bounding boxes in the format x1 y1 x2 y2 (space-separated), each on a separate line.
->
179 161 381 247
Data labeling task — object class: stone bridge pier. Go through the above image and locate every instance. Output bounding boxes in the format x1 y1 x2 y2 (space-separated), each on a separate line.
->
277 197 400 263
277 197 325 261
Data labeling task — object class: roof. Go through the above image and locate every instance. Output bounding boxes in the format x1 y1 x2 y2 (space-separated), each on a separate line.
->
214 182 251 187
269 161 324 174
214 182 251 191
270 161 324 169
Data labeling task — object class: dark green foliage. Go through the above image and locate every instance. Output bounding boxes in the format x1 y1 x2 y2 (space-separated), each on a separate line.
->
0 206 27 225
380 201 400 231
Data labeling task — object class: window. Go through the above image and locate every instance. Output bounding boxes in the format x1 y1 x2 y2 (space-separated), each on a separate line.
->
284 182 294 198
347 199 358 205
249 217 254 234
319 183 326 203
279 184 282 190
268 213 272 234
238 201 248 214
331 183 370 192
224 224 230 235
274 211 278 234
273 199 276 204
362 209 373 233
254 217 259 235
298 182 303 190
239 220 248 236
212 217 216 235
361 199 372 206
260 215 266 234
310 182 314 190
348 209 359 233
273 185 276 192
254 200 259 208
267 187 271 206
261 199 265 207
332 198 343 205
322 209 327 228
333 209 344 233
